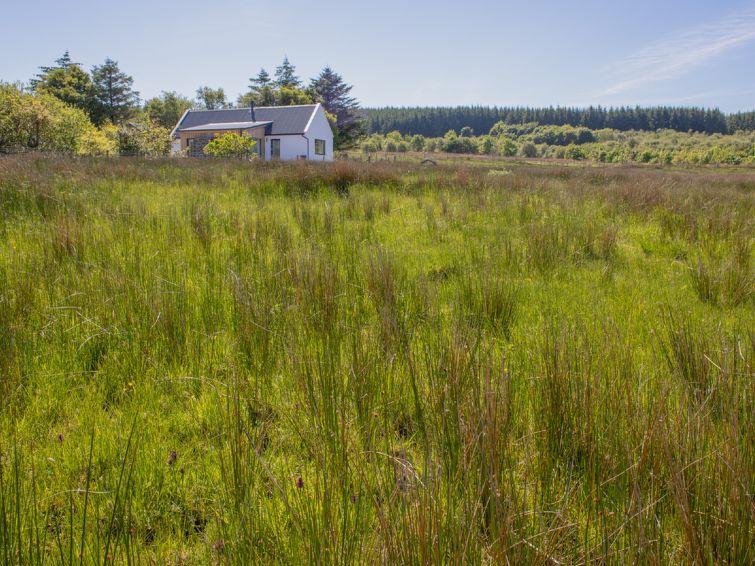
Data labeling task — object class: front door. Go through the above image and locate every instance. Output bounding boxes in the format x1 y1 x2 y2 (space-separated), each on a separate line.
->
270 139 280 160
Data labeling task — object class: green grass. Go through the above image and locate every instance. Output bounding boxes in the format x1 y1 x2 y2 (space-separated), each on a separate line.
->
0 155 752 564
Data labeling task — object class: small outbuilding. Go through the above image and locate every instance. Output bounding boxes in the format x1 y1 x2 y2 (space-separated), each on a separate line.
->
171 103 333 161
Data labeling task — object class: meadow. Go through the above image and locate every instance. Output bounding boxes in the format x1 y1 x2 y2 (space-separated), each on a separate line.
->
0 155 752 564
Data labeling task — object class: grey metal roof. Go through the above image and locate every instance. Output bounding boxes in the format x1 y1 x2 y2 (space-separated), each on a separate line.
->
176 105 318 135
180 121 272 132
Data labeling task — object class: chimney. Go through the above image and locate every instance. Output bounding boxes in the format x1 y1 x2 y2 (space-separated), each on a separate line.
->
250 101 255 122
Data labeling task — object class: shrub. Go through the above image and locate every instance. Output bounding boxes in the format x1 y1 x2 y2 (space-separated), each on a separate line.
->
518 141 538 158
203 132 257 159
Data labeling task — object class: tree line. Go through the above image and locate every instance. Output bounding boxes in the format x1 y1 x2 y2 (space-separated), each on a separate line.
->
360 124 755 165
1 53 364 155
365 106 755 137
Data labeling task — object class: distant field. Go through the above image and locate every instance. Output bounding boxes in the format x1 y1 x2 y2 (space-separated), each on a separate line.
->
0 155 752 564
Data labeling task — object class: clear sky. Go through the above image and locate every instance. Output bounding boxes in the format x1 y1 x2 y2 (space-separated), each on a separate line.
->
3 0 755 112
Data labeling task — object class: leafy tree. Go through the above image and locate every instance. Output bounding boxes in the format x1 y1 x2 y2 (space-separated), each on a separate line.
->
410 134 425 151
195 87 229 110
31 52 95 117
203 132 256 158
310 66 364 149
90 58 139 125
0 82 103 154
78 122 117 155
276 86 314 106
274 57 302 88
144 91 194 129
478 136 494 154
460 126 474 137
497 136 517 156
116 122 171 156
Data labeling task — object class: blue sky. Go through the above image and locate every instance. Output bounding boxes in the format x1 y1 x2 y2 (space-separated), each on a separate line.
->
3 0 755 111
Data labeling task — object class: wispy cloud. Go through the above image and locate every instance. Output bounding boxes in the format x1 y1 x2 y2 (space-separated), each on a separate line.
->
600 4 755 97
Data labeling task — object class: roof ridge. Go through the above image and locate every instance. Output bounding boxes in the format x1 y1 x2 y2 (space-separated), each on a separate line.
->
187 104 317 113
254 103 317 109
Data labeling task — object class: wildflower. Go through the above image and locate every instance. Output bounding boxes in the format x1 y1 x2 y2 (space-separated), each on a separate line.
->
296 476 304 489
167 450 177 466
57 433 64 443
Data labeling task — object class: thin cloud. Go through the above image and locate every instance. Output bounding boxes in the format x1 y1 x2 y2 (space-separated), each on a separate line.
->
600 5 755 97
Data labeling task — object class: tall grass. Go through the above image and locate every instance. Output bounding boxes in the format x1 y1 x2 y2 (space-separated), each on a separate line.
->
0 154 752 563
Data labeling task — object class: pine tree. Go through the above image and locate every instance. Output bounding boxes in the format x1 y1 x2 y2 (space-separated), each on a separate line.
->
274 57 301 89
310 66 364 148
31 52 95 117
250 68 272 89
91 58 139 125
241 68 276 106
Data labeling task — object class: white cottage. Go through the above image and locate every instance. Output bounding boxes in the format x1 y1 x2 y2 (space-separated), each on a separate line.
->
171 103 333 161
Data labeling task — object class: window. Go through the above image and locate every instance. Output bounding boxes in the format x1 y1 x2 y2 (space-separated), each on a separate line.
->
315 139 326 156
270 139 280 159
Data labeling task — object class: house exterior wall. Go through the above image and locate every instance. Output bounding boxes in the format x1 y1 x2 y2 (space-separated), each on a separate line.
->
305 106 334 161
264 135 309 161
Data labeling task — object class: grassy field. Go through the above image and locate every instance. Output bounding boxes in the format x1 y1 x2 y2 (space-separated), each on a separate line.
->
0 155 752 564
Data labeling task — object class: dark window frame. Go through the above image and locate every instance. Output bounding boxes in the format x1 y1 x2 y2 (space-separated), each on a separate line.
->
270 138 281 159
314 139 326 155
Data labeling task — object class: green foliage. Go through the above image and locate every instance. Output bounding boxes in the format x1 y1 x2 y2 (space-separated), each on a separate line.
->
116 121 171 156
366 105 733 137
195 86 229 110
31 52 95 117
310 66 364 149
203 132 257 158
144 91 194 129
240 68 277 106
90 58 139 125
274 56 302 88
365 122 755 165
0 83 104 154
518 141 538 157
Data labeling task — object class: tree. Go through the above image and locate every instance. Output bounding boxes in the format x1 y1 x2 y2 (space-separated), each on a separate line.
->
31 52 95 117
310 66 364 148
276 86 314 106
144 91 194 128
195 87 229 110
274 57 301 89
116 122 171 157
203 132 256 158
90 58 139 125
239 68 277 107
0 82 105 154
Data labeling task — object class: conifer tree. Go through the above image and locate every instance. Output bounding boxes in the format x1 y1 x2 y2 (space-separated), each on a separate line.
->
90 58 139 125
273 57 301 89
310 66 364 148
31 52 95 118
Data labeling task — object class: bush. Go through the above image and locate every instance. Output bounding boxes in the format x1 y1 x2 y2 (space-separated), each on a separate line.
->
518 142 538 158
0 83 97 154
116 122 171 157
203 132 256 159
